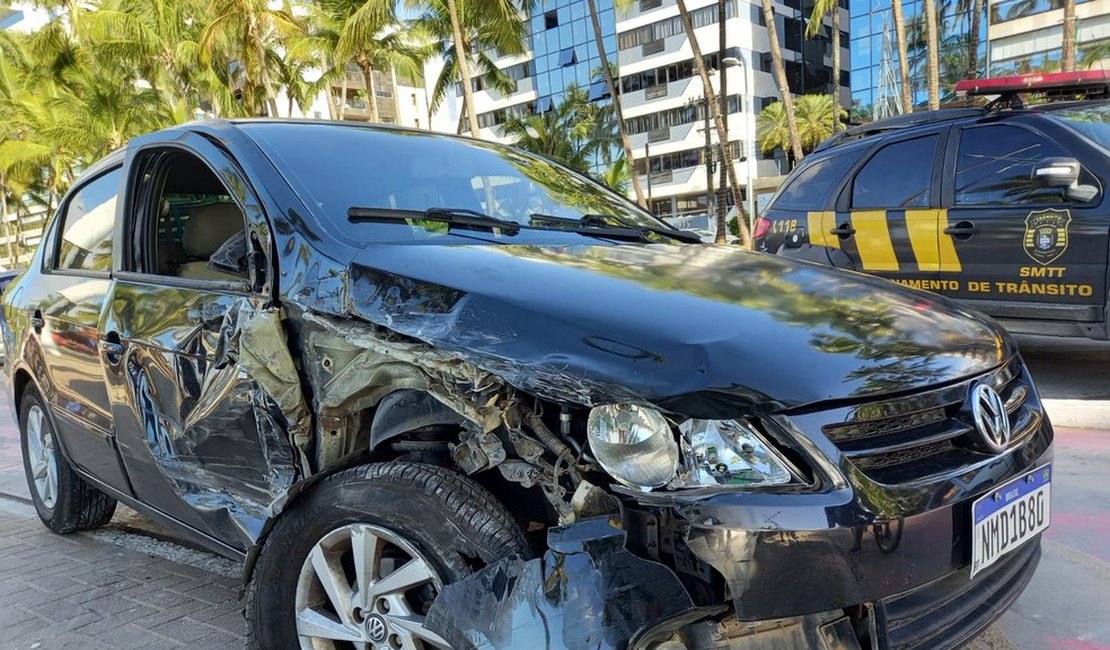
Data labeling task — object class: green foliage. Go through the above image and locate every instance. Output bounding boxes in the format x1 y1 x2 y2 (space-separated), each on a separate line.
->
498 85 617 175
757 94 846 156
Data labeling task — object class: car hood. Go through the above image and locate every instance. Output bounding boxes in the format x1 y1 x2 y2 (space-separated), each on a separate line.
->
343 243 1009 417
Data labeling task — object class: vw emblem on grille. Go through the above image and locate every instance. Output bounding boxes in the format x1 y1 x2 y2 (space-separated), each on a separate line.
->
971 383 1011 452
366 615 388 643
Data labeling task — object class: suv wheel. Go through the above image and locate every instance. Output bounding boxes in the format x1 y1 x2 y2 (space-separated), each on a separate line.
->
20 387 116 533
247 462 529 649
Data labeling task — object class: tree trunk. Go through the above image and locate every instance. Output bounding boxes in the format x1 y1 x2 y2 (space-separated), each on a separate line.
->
716 0 730 242
0 177 15 266
586 0 646 208
969 0 982 77
339 68 349 120
1062 0 1077 71
924 0 940 110
759 0 804 163
677 0 751 246
832 3 841 132
360 61 381 123
446 0 482 136
892 0 913 113
322 55 339 120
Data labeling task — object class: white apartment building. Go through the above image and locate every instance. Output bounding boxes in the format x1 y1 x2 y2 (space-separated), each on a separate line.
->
988 0 1109 75
463 0 848 217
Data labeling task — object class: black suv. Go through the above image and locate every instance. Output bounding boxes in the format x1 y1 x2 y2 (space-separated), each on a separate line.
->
2 120 1051 649
756 71 1110 340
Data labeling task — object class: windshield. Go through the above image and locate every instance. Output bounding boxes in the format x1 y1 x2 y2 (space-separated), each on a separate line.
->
1049 104 1110 151
244 123 670 240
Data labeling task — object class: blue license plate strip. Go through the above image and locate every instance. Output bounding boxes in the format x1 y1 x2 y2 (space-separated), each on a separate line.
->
970 464 1051 579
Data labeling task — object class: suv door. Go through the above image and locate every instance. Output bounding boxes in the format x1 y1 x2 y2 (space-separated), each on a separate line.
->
834 131 955 290
100 135 297 549
31 167 132 494
937 122 1107 326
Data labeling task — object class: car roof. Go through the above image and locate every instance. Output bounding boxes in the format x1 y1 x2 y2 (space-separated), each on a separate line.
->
814 98 1110 153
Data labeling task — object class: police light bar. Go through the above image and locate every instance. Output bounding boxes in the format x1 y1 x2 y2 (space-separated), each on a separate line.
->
954 70 1110 96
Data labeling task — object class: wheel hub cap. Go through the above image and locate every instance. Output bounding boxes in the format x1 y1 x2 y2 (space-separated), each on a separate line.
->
25 405 58 509
293 523 451 649
366 614 388 643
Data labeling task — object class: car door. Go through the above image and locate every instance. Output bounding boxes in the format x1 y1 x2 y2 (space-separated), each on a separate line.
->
833 131 956 292
935 121 1107 326
30 166 132 494
100 134 298 550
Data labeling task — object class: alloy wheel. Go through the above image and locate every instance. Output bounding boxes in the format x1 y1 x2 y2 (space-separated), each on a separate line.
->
294 523 450 650
25 405 58 509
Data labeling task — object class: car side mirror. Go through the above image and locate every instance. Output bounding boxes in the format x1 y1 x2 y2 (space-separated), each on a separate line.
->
1032 157 1098 203
1032 157 1080 188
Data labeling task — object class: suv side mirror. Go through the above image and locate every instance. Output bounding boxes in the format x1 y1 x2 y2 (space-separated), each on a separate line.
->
1032 157 1098 203
1032 157 1080 187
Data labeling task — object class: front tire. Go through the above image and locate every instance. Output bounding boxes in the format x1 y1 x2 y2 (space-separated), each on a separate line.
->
247 462 529 649
19 387 116 533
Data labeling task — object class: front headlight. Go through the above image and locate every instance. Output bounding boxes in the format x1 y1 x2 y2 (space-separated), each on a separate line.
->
587 404 678 490
670 419 794 489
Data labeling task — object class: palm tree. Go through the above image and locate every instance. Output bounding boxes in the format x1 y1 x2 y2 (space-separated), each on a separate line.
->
924 0 940 110
320 0 434 124
759 0 803 163
805 0 842 133
408 0 525 137
891 0 913 113
585 0 646 207
1062 0 1076 71
200 0 301 116
599 158 630 195
675 0 751 246
408 0 526 136
499 85 609 174
757 94 844 160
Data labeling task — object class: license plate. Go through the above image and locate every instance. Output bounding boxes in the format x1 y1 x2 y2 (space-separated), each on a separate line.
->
971 464 1051 578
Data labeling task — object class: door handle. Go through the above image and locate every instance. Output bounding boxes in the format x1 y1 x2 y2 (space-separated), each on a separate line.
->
830 222 856 238
30 309 44 331
100 332 124 366
943 221 977 239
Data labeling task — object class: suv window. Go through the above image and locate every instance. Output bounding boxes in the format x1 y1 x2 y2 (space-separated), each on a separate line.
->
954 124 1071 206
773 150 863 211
852 135 938 209
56 168 121 273
138 151 248 282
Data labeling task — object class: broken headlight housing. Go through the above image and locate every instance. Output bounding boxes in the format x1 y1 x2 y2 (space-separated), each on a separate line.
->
587 405 797 491
669 419 794 489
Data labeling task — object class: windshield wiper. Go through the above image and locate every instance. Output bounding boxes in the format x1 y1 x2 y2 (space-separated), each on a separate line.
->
348 206 521 234
529 213 702 244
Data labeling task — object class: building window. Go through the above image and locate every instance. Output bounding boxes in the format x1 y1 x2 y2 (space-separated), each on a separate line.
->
545 10 558 29
623 95 743 135
618 1 738 50
535 96 554 113
588 81 610 101
558 48 577 67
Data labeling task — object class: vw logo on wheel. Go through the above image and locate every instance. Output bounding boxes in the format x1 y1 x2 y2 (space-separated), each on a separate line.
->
366 614 388 643
971 383 1011 452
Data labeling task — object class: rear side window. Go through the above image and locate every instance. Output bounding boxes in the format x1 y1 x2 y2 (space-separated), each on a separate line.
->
954 125 1070 205
852 135 938 209
772 151 862 211
56 168 121 273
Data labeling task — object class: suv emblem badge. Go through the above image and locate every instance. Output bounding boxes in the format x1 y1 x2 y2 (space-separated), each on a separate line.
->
971 384 1011 452
1023 208 1071 265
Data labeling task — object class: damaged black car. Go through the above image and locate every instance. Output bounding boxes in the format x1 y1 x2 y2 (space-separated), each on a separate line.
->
1 120 1052 650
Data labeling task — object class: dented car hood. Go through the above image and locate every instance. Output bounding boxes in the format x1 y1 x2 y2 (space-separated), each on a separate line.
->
343 242 1009 416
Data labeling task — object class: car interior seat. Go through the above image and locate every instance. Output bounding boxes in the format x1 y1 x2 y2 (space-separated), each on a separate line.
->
176 203 246 281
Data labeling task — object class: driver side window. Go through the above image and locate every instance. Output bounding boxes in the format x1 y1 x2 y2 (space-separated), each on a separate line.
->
954 125 1087 206
137 151 248 282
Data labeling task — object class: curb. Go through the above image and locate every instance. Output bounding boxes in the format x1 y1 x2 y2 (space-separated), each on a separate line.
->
1043 399 1110 431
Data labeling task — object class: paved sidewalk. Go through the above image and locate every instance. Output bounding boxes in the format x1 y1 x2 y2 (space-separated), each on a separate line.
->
0 499 244 650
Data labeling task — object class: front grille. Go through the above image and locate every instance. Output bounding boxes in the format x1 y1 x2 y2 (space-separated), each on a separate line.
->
821 357 1041 484
876 536 1041 650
